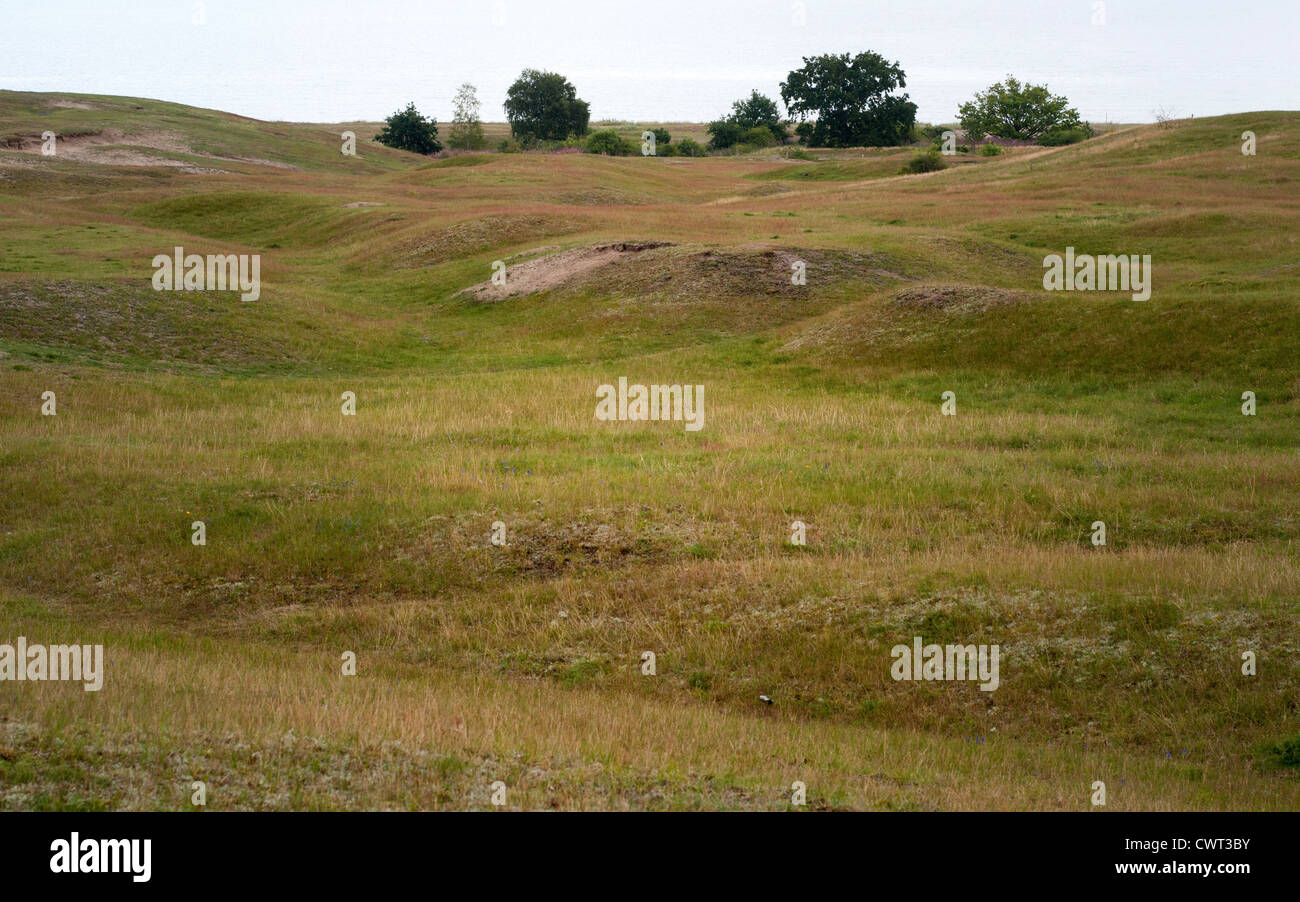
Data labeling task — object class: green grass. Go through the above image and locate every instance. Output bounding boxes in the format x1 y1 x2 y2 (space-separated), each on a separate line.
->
1 94 1297 810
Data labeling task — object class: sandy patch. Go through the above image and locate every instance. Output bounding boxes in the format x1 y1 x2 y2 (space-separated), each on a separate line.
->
457 242 674 302
3 128 298 172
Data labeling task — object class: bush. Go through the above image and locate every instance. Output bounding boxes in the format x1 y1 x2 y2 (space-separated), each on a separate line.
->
586 129 630 155
707 120 744 150
979 143 1003 156
1039 124 1094 146
651 127 671 146
675 138 706 157
374 102 442 155
740 126 777 148
1264 734 1300 769
497 139 523 154
900 150 946 174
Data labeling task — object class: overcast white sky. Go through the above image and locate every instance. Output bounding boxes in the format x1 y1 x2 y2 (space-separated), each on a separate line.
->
1 0 1296 123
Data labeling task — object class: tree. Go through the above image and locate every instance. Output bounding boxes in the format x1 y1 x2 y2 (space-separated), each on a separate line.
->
374 102 441 154
503 69 590 141
448 83 485 150
707 91 787 150
780 52 917 147
729 90 787 142
957 77 1087 142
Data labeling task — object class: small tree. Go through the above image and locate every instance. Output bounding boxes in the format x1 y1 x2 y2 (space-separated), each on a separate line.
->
449 83 486 150
1152 106 1180 130
504 69 590 141
374 102 441 155
729 90 787 143
707 91 787 151
958 77 1087 142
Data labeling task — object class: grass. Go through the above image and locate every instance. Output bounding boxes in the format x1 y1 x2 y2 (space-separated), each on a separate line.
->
1 91 1297 810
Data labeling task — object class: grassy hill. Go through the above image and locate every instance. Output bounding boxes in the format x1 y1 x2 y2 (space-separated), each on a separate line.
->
1 92 1297 810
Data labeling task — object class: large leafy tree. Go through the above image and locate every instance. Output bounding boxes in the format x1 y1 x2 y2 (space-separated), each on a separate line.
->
780 52 917 147
503 69 591 141
957 77 1087 141
448 82 486 150
374 102 441 154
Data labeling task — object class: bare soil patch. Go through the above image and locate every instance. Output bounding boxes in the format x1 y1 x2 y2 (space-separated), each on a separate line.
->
2 128 297 173
459 242 913 304
458 242 673 302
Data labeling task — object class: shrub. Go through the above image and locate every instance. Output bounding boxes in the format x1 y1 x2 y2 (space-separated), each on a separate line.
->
1268 734 1300 768
901 150 946 174
497 139 523 153
374 102 441 155
740 126 777 148
707 120 744 150
586 129 629 155
979 142 1003 156
1039 124 1095 146
676 137 707 157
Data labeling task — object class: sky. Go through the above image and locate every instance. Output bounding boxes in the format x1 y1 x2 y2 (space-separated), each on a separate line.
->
1 0 1296 124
